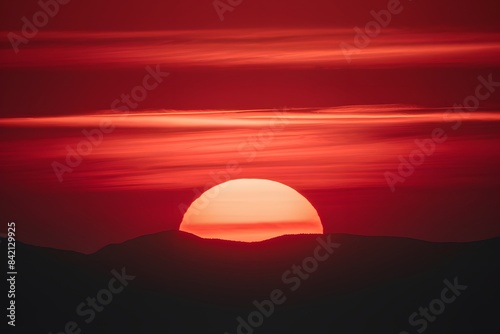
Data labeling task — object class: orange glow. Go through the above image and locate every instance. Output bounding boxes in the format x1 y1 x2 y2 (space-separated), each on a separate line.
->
179 179 323 242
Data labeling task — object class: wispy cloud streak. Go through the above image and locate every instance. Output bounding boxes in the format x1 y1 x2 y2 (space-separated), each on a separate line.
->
1 29 500 68
1 106 499 191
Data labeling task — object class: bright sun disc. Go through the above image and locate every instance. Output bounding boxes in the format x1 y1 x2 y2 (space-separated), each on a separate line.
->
179 178 323 242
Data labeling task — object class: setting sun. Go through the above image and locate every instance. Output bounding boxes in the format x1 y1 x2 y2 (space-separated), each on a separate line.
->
179 178 323 242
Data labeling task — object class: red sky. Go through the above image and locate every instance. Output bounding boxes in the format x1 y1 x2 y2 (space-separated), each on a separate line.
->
1 0 499 252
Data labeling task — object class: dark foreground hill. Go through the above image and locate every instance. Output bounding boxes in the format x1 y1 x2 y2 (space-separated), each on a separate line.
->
3 231 499 334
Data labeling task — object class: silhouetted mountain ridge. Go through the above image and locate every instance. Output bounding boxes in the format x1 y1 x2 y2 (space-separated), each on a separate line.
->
4 232 499 333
